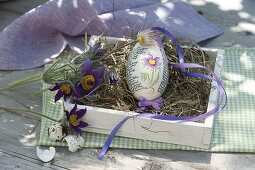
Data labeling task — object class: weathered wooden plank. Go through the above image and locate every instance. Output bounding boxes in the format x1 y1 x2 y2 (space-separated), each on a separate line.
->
0 68 43 117
0 122 67 170
0 151 45 170
0 119 64 169
0 114 41 159
0 149 66 170
0 68 43 86
0 111 39 135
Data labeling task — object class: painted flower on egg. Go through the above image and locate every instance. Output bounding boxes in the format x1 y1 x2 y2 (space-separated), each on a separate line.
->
143 54 161 69
75 58 105 97
64 103 88 134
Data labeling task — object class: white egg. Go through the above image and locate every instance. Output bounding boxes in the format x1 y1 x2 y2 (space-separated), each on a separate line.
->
126 43 169 100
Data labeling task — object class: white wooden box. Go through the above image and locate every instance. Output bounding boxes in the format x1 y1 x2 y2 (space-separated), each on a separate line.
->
64 36 224 149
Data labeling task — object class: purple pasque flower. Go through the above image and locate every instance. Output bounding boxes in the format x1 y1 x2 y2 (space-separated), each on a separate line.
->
50 82 73 102
75 58 105 97
143 54 161 69
64 103 89 134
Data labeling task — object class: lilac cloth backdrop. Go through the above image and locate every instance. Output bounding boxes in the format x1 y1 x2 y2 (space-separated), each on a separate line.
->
0 0 222 70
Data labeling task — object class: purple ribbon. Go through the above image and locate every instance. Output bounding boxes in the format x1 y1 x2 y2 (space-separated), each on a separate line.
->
151 27 186 72
138 97 164 110
97 27 227 160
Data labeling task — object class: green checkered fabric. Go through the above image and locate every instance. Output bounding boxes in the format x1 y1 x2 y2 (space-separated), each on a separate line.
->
39 48 255 152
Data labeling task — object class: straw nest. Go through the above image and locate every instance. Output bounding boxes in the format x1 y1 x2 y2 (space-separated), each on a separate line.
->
74 36 215 117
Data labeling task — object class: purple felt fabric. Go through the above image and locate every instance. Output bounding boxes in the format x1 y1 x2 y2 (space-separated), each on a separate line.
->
0 0 222 70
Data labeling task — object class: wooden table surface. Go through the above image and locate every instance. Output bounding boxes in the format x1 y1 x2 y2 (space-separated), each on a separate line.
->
0 0 255 169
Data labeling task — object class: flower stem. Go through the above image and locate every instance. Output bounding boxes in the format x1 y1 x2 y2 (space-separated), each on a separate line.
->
85 32 88 51
0 75 42 92
0 106 61 122
32 87 50 96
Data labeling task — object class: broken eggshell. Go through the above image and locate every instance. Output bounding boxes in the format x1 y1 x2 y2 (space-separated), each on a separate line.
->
36 146 56 162
48 122 68 142
64 135 84 152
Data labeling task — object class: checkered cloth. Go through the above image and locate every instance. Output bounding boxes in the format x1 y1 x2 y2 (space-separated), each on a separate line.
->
39 48 255 152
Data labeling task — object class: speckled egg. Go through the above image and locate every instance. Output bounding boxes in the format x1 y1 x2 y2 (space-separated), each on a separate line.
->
48 122 68 142
64 135 84 152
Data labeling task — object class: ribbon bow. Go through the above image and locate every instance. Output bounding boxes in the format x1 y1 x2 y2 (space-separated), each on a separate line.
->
138 97 164 110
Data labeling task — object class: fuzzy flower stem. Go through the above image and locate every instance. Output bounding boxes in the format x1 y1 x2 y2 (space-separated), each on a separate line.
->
33 87 50 96
0 106 61 122
0 75 42 92
85 32 88 52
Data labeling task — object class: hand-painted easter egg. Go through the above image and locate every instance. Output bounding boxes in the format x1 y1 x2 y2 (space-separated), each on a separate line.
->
126 43 169 100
